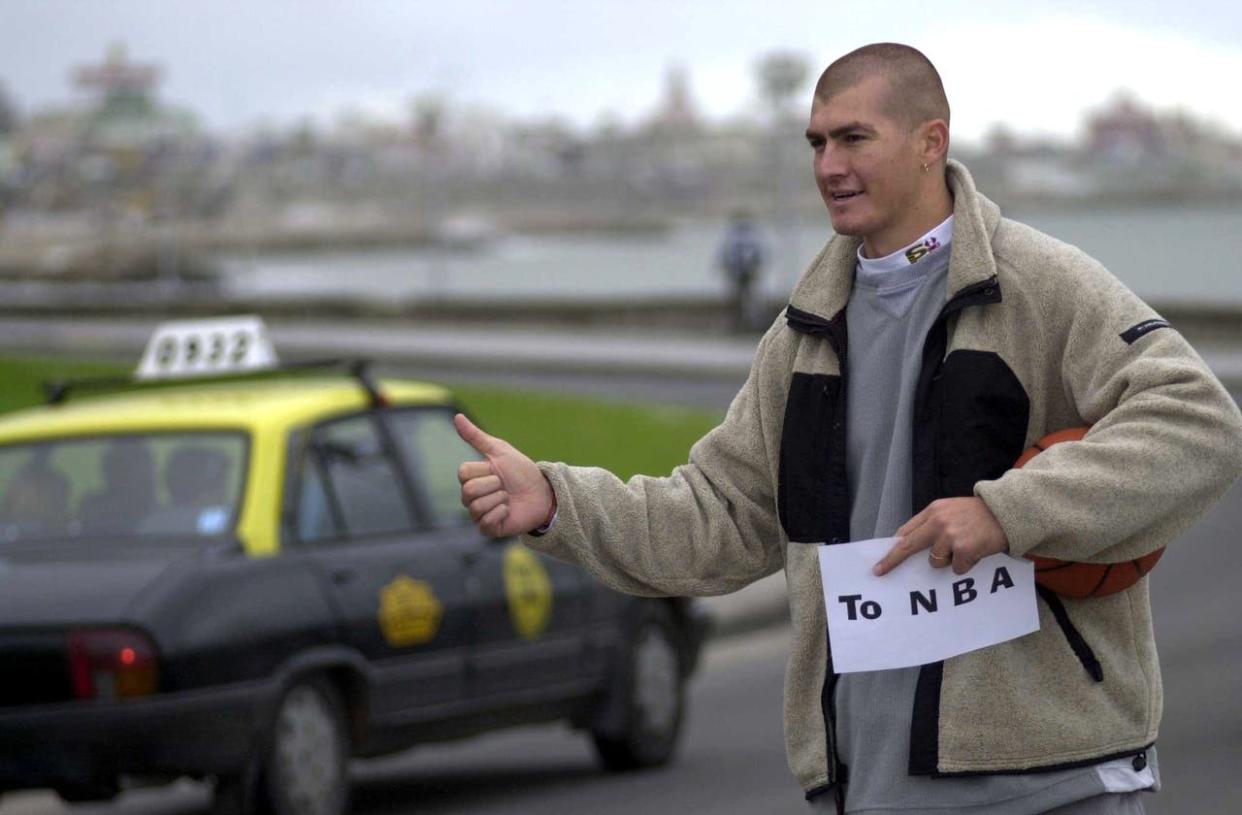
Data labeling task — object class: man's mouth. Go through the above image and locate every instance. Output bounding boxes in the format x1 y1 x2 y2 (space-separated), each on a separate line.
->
830 191 863 202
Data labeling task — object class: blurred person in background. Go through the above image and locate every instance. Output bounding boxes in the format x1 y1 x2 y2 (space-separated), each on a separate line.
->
141 446 231 536
79 438 157 534
456 42 1242 814
1 460 70 538
717 210 768 332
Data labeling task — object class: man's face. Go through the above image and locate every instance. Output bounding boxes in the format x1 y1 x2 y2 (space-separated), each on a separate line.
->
805 76 926 256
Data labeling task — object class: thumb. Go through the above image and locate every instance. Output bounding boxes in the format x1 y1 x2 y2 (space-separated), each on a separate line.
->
454 413 501 456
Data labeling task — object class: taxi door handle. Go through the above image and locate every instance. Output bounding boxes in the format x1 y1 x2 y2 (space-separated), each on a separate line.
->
331 568 356 586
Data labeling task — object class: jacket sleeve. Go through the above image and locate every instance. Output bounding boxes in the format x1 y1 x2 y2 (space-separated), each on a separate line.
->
519 327 787 598
976 254 1242 563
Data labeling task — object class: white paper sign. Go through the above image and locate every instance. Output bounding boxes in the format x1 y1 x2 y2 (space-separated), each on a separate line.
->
817 537 1039 673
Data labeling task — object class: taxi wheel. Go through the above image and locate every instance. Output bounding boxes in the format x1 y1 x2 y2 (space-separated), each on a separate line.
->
211 774 255 815
261 678 350 815
592 603 684 771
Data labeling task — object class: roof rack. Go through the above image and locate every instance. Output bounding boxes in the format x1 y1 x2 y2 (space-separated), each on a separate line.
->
43 358 387 408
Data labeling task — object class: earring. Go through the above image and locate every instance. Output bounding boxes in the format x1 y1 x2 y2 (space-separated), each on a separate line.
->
921 162 929 173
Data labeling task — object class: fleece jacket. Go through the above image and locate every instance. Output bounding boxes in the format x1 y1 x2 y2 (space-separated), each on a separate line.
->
522 160 1242 798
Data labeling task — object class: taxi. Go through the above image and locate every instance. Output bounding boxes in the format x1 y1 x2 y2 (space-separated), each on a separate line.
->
0 318 709 815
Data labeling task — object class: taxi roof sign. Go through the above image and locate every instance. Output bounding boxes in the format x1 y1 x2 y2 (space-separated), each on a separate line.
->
135 316 279 381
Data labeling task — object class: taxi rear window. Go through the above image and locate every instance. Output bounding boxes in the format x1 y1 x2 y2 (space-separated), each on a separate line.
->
0 432 247 544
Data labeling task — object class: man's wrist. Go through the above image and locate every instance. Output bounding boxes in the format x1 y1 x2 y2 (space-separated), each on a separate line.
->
529 476 558 536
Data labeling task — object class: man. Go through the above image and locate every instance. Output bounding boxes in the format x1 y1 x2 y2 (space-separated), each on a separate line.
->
717 210 768 332
456 43 1242 814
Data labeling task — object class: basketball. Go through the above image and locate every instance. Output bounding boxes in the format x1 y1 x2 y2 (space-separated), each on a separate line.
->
1015 427 1165 598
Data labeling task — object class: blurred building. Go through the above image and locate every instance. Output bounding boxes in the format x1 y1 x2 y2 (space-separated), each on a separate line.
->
645 65 702 134
1086 93 1164 163
6 43 218 220
1082 91 1242 196
5 48 1242 260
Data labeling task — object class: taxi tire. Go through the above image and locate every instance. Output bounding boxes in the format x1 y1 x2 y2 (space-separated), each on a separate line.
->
212 774 256 815
591 603 685 771
260 678 350 815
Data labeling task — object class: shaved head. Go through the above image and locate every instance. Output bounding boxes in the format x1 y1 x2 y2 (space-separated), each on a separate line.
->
814 43 949 131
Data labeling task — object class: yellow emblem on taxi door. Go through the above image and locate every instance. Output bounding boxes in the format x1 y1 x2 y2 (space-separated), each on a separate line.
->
503 544 553 640
378 575 443 646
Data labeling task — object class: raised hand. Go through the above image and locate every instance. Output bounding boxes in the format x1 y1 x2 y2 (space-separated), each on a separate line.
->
454 413 556 538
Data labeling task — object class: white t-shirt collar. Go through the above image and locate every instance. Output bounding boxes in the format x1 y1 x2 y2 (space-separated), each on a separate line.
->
857 215 954 276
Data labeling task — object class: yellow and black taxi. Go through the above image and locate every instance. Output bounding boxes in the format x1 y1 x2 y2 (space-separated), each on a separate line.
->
0 318 708 815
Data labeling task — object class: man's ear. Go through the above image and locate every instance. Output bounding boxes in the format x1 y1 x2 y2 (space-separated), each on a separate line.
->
919 118 950 165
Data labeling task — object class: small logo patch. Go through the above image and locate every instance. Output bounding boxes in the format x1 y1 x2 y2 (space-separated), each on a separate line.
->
503 544 553 640
1120 319 1172 345
905 237 941 265
378 576 443 647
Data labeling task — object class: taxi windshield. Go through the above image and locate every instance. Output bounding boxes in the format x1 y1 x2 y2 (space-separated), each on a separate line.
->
0 432 248 544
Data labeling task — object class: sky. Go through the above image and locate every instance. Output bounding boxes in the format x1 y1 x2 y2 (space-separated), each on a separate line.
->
3 0 1242 144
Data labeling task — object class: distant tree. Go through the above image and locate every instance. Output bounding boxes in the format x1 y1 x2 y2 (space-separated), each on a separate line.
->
753 50 810 294
290 117 318 155
410 94 446 147
755 51 809 120
0 81 18 137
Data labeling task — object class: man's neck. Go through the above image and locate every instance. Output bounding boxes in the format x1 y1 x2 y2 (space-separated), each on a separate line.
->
861 182 954 259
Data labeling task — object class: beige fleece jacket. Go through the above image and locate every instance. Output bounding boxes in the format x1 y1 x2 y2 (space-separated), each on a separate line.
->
523 161 1242 792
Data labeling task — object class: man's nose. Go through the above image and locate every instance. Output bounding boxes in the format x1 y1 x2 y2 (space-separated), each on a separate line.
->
814 144 845 181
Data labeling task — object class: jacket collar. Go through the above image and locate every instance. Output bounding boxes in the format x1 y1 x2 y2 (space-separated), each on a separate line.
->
788 160 1002 321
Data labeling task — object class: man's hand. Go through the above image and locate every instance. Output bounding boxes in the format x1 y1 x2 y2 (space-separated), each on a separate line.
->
455 413 555 538
873 497 1009 576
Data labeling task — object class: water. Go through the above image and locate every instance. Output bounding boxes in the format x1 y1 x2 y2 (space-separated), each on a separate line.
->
1013 206 1242 307
218 206 1242 308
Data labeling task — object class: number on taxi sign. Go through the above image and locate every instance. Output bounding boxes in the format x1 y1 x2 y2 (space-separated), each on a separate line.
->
135 316 278 380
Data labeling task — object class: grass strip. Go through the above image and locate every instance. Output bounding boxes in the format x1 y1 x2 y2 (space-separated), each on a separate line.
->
450 384 721 481
0 357 721 480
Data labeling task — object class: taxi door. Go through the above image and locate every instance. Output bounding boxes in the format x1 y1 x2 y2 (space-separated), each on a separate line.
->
285 412 472 719
467 536 592 698
384 408 594 701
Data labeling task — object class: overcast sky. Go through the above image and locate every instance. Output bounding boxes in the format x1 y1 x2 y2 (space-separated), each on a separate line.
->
4 1 1241 143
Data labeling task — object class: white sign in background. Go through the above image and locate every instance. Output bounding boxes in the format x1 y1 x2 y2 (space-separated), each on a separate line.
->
817 537 1039 673
135 316 279 381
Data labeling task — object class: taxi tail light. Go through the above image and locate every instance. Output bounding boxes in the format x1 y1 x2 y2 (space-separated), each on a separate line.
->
67 629 159 700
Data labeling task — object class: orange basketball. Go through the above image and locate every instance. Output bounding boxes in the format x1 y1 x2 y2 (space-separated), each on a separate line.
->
1016 427 1165 598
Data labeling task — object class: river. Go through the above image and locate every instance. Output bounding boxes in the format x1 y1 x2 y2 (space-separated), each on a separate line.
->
217 205 1242 308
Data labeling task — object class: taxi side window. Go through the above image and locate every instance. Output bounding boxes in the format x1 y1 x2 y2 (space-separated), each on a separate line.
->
304 415 413 541
387 408 479 527
294 459 337 544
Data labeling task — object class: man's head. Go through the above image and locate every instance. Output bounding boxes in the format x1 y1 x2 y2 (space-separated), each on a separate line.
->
813 43 949 132
805 43 953 257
